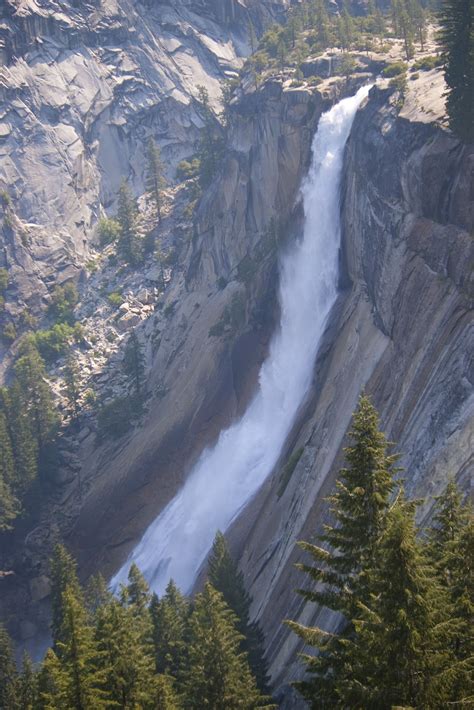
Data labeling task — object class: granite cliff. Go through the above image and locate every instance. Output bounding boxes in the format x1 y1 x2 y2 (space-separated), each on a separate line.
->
0 1 472 703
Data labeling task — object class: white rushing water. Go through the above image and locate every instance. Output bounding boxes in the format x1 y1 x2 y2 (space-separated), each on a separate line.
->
112 85 370 595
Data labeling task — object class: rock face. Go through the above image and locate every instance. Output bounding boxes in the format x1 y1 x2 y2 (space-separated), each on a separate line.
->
0 1 472 701
0 0 287 308
232 85 474 705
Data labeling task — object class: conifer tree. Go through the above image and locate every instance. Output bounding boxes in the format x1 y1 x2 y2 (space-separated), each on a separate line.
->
1 382 38 493
0 624 19 709
123 331 146 399
13 341 58 453
347 496 458 709
427 483 474 702
50 544 83 650
123 562 151 615
54 585 108 709
439 0 474 142
208 531 270 692
117 180 142 267
150 581 189 677
145 138 165 221
18 652 37 710
85 573 111 618
196 86 224 189
0 414 19 529
37 648 65 709
182 583 271 710
95 597 155 709
286 396 398 706
154 674 181 710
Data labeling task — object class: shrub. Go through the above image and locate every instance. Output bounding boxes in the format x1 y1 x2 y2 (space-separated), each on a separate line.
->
107 291 124 308
0 190 11 208
1 322 16 343
390 72 408 94
0 268 8 293
411 55 441 72
48 282 78 324
176 158 201 181
97 217 121 247
382 61 407 77
35 323 74 362
97 396 133 440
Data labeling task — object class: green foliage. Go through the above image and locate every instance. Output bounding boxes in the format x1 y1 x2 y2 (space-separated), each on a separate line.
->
1 321 16 343
438 0 474 142
195 86 225 189
145 138 166 220
176 158 201 182
208 532 270 693
107 291 123 308
97 395 134 440
0 624 19 708
117 179 143 267
123 330 146 398
277 447 304 498
0 267 8 293
97 217 121 247
411 54 442 71
287 399 473 709
150 580 189 679
182 583 272 709
64 355 80 420
34 323 75 362
382 60 408 77
48 282 79 325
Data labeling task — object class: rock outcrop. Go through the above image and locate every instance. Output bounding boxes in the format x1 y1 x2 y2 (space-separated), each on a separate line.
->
232 84 474 705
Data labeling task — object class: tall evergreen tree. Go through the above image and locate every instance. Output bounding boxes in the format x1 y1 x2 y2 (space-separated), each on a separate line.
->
18 652 37 710
50 544 83 650
123 331 145 399
182 583 271 710
286 396 398 706
0 415 19 529
117 180 142 267
439 0 474 142
95 597 155 709
347 496 460 709
145 138 165 220
153 674 181 710
13 341 58 453
208 531 270 692
54 585 108 709
150 580 189 678
0 624 19 709
1 383 38 494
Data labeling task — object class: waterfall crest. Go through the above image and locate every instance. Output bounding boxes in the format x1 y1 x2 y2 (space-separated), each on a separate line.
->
111 85 371 595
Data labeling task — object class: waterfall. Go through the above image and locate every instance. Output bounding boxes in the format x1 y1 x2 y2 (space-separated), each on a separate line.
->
111 85 371 595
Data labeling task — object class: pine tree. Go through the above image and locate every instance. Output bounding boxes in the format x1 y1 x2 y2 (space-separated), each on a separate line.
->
1 382 38 494
182 583 271 710
427 483 474 703
439 0 474 142
18 652 37 710
95 597 155 709
153 674 181 710
123 562 151 615
123 330 145 399
85 573 111 618
54 585 108 709
208 531 270 692
145 138 165 221
150 581 189 678
286 396 399 706
0 624 19 709
0 414 19 529
13 341 58 453
117 180 142 267
37 648 66 709
346 496 458 709
50 544 83 650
